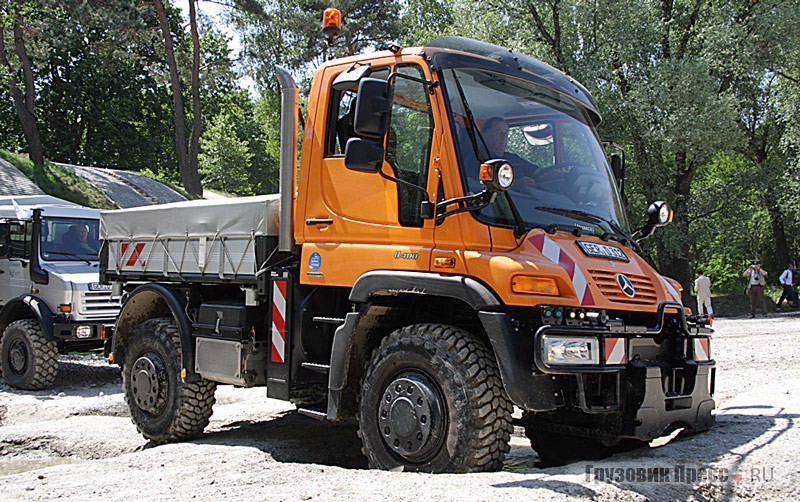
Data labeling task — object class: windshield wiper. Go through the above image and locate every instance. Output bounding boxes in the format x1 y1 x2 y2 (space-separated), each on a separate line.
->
47 251 95 265
451 70 489 163
534 206 638 249
448 70 527 238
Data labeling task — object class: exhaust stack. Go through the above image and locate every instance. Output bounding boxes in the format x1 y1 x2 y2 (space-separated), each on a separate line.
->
275 66 298 253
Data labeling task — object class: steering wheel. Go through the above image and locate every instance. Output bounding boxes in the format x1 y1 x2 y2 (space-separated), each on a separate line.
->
523 161 579 193
562 165 608 206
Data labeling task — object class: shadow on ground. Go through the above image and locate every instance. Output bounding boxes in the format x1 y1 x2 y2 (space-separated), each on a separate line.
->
169 400 794 501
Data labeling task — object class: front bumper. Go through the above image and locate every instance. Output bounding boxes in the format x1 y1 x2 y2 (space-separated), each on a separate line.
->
481 303 716 441
52 321 114 344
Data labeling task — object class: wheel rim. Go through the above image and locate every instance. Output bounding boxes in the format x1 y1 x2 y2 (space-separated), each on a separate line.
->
377 371 445 463
8 339 28 375
131 353 167 415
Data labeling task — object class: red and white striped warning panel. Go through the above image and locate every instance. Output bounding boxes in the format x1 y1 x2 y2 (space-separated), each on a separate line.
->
658 275 682 304
119 242 147 269
271 280 287 363
529 233 595 306
604 337 626 365
693 338 710 362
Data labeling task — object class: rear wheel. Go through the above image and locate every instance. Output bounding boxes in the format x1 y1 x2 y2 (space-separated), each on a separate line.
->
0 319 58 390
358 323 512 473
123 317 216 443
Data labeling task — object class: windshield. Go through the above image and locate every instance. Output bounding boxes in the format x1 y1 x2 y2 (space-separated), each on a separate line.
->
40 217 100 262
441 67 629 237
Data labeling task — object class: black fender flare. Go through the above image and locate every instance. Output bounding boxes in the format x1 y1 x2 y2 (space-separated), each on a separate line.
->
348 270 501 309
113 283 199 381
327 271 502 420
0 296 55 341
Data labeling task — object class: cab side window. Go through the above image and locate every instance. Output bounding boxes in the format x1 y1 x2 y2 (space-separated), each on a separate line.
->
386 64 434 227
325 67 391 157
325 88 358 156
9 221 31 258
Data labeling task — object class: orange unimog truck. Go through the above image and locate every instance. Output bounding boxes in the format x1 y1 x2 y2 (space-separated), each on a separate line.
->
100 22 715 472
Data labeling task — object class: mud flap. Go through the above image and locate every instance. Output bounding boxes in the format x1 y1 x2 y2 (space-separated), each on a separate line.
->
266 272 291 400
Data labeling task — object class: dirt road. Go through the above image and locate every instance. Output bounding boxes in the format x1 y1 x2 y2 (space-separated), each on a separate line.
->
1 315 799 501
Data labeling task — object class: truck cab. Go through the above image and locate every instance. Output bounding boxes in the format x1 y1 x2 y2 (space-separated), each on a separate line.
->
0 196 119 389
103 36 714 473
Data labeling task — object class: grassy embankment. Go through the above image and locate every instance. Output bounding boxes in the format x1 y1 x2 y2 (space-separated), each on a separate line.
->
0 150 115 209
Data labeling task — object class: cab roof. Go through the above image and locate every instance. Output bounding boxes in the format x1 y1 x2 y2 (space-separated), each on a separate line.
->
0 196 100 221
424 37 601 125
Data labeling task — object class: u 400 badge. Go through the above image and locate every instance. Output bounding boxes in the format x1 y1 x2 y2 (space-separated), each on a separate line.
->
394 251 419 260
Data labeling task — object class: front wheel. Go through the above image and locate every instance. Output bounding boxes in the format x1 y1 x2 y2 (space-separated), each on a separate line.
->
0 319 58 390
123 317 216 444
358 324 512 473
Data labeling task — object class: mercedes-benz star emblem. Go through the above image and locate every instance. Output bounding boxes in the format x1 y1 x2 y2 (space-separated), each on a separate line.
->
616 274 636 297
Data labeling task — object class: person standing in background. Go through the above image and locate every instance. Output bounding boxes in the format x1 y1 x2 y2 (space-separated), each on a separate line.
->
776 263 798 311
744 261 769 318
694 270 713 317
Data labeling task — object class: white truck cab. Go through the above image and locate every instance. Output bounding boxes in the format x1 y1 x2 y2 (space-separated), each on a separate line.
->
0 196 119 389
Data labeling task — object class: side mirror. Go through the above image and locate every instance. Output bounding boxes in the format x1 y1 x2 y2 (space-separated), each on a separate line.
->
353 77 392 137
344 137 385 172
0 223 8 258
610 153 624 189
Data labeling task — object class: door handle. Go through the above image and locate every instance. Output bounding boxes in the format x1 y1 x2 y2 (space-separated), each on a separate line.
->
306 218 333 226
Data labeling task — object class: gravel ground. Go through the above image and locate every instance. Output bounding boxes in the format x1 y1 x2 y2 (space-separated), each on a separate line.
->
1 314 799 501
56 163 185 208
0 159 45 196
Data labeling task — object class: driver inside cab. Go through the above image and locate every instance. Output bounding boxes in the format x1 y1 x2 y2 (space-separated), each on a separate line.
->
481 117 541 191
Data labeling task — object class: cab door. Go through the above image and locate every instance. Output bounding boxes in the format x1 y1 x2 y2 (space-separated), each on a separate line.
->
0 221 32 305
299 60 440 287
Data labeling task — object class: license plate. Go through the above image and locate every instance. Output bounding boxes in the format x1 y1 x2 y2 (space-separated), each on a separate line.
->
89 283 112 291
577 241 629 262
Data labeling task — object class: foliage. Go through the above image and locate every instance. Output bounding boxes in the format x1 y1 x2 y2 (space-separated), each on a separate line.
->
199 108 254 195
1 0 800 289
232 0 404 91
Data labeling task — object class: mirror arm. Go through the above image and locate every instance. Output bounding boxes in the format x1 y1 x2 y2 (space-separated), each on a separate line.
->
436 191 495 223
632 224 654 240
386 71 439 94
376 164 432 203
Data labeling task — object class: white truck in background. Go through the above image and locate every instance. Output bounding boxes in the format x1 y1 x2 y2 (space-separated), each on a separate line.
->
0 195 120 389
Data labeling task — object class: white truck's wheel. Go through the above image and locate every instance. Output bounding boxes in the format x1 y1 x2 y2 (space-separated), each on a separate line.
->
0 319 58 390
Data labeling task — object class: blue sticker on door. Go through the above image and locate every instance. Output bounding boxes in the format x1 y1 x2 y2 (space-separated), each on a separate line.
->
309 252 322 271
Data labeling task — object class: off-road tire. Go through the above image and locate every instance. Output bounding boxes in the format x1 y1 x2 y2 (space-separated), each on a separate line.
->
123 317 216 444
358 323 513 473
0 319 58 390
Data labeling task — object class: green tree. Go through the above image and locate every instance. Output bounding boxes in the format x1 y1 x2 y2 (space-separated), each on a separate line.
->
199 109 254 194
470 0 799 300
0 0 45 166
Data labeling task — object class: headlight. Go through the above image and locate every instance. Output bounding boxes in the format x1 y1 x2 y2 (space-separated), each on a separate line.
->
76 325 93 339
479 159 515 192
497 163 514 189
542 335 599 365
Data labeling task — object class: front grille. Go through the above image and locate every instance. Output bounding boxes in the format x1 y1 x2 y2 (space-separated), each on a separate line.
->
77 291 121 319
589 270 658 305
